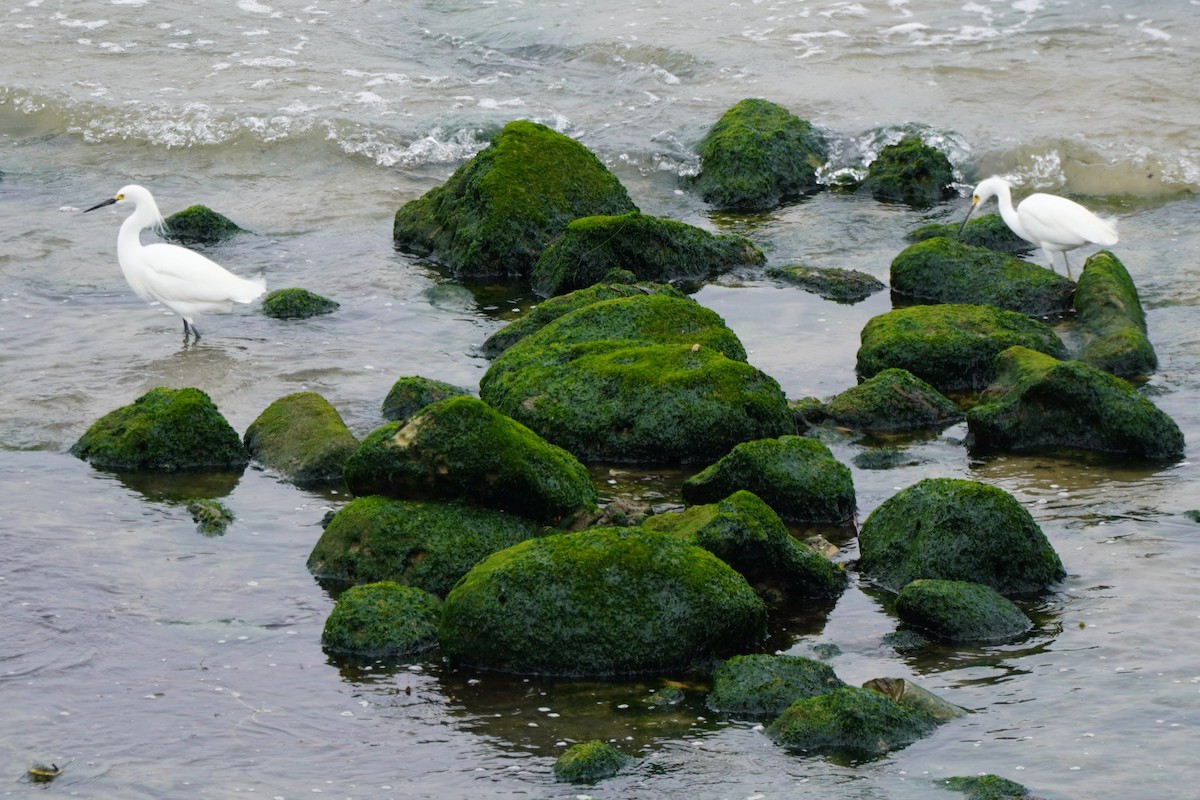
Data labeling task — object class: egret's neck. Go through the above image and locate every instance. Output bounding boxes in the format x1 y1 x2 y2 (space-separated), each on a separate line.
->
116 199 165 253
992 182 1033 243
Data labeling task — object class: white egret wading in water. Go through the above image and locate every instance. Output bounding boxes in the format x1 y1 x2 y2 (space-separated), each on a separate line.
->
85 185 266 339
959 176 1118 279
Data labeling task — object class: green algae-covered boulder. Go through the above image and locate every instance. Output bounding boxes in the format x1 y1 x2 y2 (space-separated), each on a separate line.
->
896 579 1032 642
381 376 470 422
163 204 244 245
681 436 855 524
890 237 1074 316
307 496 541 596
1073 250 1157 378
789 396 832 432
942 774 1039 800
858 477 1065 594
824 368 963 432
856 304 1068 393
532 211 764 297
439 527 767 676
966 346 1184 461
707 653 845 716
906 213 1035 255
260 287 339 320
766 685 937 755
553 741 632 784
688 98 828 212
244 391 357 485
321 581 441 657
342 396 596 524
766 264 886 305
393 120 637 278
71 387 248 471
861 136 955 208
642 490 848 600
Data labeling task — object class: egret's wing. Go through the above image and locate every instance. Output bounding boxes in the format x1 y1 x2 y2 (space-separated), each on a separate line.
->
140 243 266 305
1020 194 1118 248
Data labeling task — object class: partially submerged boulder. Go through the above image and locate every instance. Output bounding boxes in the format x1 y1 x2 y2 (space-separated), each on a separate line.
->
187 498 235 536
861 136 955 208
553 741 632 784
1072 250 1157 379
163 204 244 245
766 264 885 304
244 391 357 485
906 213 1034 255
381 376 470 422
260 288 339 320
707 653 845 716
321 581 441 658
942 774 1041 800
824 368 963 432
895 579 1033 642
862 677 968 722
765 685 937 755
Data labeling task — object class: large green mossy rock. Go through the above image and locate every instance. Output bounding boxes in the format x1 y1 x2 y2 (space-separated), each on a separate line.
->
707 653 845 716
642 490 848 600
553 741 632 784
532 211 764 297
380 376 470 422
244 392 357 485
71 387 248 471
163 204 244 245
765 685 937 755
896 579 1032 642
856 304 1067 393
1073 250 1157 378
439 527 768 676
689 97 828 211
824 368 963 432
766 264 886 305
891 238 1074 316
906 213 1034 255
321 581 442 657
392 120 637 278
858 478 1066 594
681 436 855 524
260 288 339 320
307 496 541 596
342 396 597 525
966 346 1184 460
861 136 955 208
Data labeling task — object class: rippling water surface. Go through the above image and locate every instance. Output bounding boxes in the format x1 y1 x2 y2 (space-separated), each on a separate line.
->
2 2 1199 798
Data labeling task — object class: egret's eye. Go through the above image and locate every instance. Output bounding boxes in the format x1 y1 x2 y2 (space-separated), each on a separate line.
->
116 194 124 200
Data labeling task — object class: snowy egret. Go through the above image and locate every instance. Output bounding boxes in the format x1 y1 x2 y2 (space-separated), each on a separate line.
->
959 176 1118 278
85 185 265 339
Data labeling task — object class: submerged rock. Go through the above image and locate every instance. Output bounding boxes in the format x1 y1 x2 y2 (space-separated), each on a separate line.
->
766 264 886 304
244 391 357 485
861 136 955 208
380 376 471 422
163 204 244 244
862 677 968 722
260 288 339 319
895 579 1033 642
707 653 845 716
824 368 963 432
766 685 938 755
942 774 1042 800
553 741 632 784
321 581 441 657
1073 250 1157 379
186 498 235 536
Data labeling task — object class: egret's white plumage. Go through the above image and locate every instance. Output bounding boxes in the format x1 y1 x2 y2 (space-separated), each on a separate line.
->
960 176 1118 278
85 184 265 339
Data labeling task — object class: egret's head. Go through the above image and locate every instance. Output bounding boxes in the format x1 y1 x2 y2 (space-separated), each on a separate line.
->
84 184 152 213
958 176 1008 235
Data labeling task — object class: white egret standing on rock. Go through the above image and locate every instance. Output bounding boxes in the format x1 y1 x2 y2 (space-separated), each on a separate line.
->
85 185 266 339
959 176 1118 279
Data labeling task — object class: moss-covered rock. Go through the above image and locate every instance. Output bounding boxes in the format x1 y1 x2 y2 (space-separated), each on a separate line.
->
163 204 245 245
966 346 1184 460
321 581 441 657
1073 250 1157 378
260 288 339 320
766 264 885 304
861 136 955 208
856 304 1068 393
896 579 1032 642
687 98 829 212
681 436 855 524
789 396 832 432
70 387 248 471
392 120 637 278
381 376 470 422
942 774 1039 800
890 237 1074 316
824 368 963 431
906 213 1035 255
186 498 234 536
307 496 541 596
766 685 937 755
707 653 845 716
342 396 597 525
532 211 764 297
553 741 632 783
858 477 1066 594
438 526 768 676
244 392 357 485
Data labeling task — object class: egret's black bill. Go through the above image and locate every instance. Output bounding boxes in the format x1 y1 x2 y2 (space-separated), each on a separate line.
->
84 197 117 212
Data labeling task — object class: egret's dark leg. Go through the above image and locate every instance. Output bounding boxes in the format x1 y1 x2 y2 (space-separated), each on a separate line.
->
1063 252 1073 281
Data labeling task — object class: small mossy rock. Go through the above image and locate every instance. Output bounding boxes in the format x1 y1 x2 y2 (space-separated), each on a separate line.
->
681 436 855 524
163 204 244 244
186 498 235 536
392 120 637 278
765 685 938 755
896 579 1032 642
438 526 768 676
553 741 632 784
789 396 831 432
688 98 829 212
260 288 339 320
642 490 848 600
532 211 764 297
1073 250 1157 378
862 136 955 208
906 213 1035 255
342 396 597 525
861 677 968 722
708 653 845 716
856 304 1068 394
320 581 441 657
966 346 1184 461
70 387 248 471
943 774 1039 800
852 447 927 470
858 477 1066 594
825 368 963 432
244 391 358 485
890 238 1074 316
307 496 541 596
766 264 885 304
381 376 470 422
